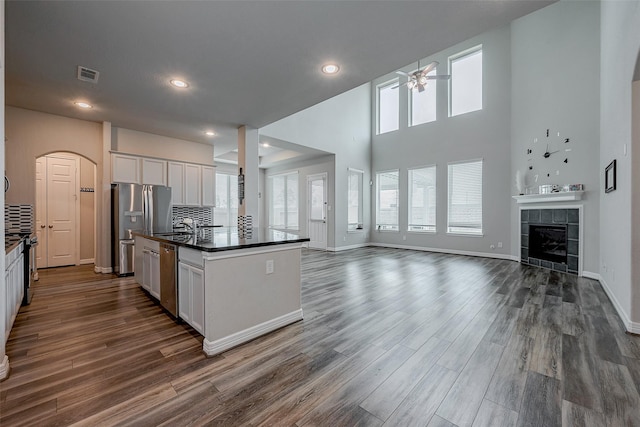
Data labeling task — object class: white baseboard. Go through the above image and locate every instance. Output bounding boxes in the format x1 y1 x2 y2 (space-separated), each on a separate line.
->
80 258 95 265
94 266 113 274
0 355 9 381
328 243 369 252
581 271 600 280
368 242 515 261
597 274 640 334
202 309 303 356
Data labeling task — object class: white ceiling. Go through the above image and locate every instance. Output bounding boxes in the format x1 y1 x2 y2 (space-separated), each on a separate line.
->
5 0 555 160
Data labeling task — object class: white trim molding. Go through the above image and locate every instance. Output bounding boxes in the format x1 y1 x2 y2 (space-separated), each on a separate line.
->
597 274 640 334
202 309 303 356
328 243 369 252
80 258 95 265
0 355 9 381
94 266 113 274
368 242 515 261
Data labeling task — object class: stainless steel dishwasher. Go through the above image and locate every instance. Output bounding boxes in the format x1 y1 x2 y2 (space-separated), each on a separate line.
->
159 242 178 317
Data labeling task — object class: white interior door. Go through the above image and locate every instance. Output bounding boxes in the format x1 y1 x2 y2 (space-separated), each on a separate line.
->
307 173 327 250
35 158 47 268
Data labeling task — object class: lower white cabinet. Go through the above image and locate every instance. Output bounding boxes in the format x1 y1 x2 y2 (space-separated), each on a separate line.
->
149 250 160 299
5 243 24 341
178 261 204 334
137 237 160 300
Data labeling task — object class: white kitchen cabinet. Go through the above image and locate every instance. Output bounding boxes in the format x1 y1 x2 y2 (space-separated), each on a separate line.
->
201 166 216 207
149 250 160 299
142 249 151 292
141 158 167 185
178 261 205 334
5 242 24 341
184 164 201 206
168 162 185 206
112 153 141 184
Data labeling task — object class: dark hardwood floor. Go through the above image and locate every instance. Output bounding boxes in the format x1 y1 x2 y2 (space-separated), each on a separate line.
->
2 247 640 426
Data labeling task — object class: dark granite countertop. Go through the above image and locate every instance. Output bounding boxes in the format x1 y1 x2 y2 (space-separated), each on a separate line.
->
5 235 25 254
133 227 309 252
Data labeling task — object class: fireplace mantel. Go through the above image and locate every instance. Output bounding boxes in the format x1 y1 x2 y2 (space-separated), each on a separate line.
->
513 191 584 204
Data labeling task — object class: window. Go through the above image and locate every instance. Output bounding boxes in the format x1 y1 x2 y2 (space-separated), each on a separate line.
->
214 173 238 227
269 172 298 230
409 69 437 126
377 80 399 134
408 166 436 232
376 170 399 231
348 168 363 231
450 46 483 117
448 160 483 235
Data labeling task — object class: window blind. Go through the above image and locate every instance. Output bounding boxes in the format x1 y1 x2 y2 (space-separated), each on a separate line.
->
448 160 482 234
408 166 436 232
376 170 399 230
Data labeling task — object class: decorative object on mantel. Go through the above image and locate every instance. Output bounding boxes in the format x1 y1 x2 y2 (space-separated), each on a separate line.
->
515 170 524 195
605 159 616 193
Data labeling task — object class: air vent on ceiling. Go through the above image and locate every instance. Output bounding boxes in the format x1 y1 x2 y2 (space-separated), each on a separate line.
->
77 66 99 83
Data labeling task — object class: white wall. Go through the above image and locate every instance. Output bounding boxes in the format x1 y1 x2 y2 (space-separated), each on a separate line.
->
510 1 601 274
260 84 371 250
600 0 640 331
1 0 8 380
113 127 214 165
370 26 512 259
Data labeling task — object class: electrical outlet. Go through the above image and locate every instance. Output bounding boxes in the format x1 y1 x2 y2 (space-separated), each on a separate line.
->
266 260 274 274
497 242 503 248
402 235 407 241
343 236 347 242
490 244 495 250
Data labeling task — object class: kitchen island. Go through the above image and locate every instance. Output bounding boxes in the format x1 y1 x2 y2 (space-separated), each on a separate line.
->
133 227 309 356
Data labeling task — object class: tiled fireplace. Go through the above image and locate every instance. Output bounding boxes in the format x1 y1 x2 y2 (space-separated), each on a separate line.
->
520 208 580 275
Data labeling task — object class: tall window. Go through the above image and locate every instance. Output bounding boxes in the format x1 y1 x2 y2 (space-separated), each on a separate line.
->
214 173 238 227
269 172 298 230
348 168 363 231
376 170 399 231
408 166 436 232
447 160 483 235
409 69 437 126
450 46 483 117
377 80 399 134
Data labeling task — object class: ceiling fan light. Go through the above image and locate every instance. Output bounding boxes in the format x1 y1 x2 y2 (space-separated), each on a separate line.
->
407 81 415 90
418 76 428 85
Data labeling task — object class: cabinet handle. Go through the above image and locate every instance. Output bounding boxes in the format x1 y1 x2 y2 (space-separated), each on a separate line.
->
48 225 53 228
40 225 45 228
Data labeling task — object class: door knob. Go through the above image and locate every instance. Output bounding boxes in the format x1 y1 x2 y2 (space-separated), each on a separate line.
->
48 225 53 228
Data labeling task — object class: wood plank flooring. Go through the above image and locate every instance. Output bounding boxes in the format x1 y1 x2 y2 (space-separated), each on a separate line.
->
2 247 640 426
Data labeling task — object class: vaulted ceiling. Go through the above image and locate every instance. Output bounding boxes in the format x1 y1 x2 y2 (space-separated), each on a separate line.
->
5 1 555 158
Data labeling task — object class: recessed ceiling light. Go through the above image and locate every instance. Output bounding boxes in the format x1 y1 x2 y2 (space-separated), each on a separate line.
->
74 101 92 109
321 64 340 75
170 79 189 88
205 131 215 137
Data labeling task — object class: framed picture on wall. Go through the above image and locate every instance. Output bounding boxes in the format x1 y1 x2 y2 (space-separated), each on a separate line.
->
605 159 616 193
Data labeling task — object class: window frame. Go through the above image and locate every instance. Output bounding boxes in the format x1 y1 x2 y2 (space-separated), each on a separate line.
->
377 78 400 135
268 171 299 231
447 159 483 236
347 168 364 232
408 165 437 233
448 45 483 118
375 169 400 232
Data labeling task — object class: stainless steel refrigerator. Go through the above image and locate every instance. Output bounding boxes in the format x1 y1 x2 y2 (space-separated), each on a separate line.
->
111 184 172 276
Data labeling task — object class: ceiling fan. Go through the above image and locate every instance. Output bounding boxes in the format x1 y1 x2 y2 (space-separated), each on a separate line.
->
392 61 451 92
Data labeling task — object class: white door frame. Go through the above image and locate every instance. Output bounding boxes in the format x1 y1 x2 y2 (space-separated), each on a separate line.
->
307 173 327 250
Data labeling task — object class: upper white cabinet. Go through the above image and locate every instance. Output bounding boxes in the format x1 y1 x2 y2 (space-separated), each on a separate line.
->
168 162 185 205
184 164 201 206
112 153 141 184
201 166 216 207
141 158 167 186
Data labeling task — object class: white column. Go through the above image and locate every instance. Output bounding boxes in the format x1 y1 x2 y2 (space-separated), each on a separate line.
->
0 0 9 381
97 121 112 273
237 126 260 227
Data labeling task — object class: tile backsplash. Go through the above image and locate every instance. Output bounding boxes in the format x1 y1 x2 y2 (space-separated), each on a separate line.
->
172 206 214 226
5 204 34 233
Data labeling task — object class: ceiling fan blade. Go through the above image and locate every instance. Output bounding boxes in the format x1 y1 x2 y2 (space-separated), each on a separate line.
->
395 70 410 76
417 84 426 93
421 61 439 76
426 74 451 80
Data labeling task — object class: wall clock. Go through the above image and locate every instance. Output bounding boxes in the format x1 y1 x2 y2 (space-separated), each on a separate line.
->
526 128 571 178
